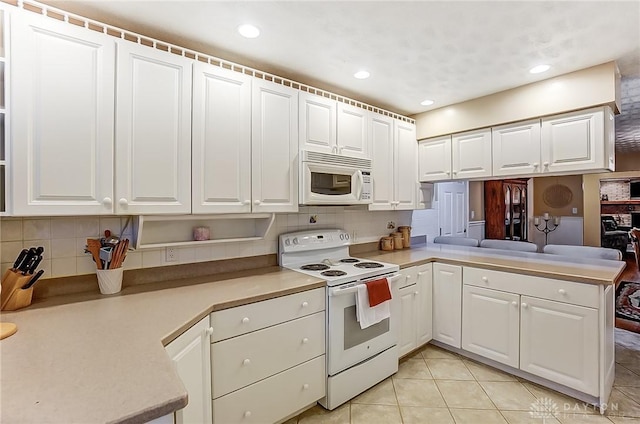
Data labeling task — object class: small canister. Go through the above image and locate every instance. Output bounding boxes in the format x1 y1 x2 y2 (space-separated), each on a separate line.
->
392 232 404 250
398 226 412 248
380 236 394 251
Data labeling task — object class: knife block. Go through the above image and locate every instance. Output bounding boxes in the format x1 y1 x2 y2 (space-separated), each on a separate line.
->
1 269 34 311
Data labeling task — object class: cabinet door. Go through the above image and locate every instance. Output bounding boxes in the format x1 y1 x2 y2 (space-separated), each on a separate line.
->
192 63 251 213
520 296 598 396
116 41 192 214
432 263 462 348
418 136 452 182
462 285 519 368
165 317 212 424
394 120 417 210
368 113 394 211
492 120 541 177
541 107 606 174
397 284 418 357
11 13 115 215
252 79 299 212
452 129 492 179
416 264 433 347
337 103 369 159
299 92 336 154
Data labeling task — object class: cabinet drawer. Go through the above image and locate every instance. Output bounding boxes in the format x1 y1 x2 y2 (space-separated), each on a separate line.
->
212 311 325 398
210 287 325 341
398 266 418 289
463 267 599 308
213 356 325 424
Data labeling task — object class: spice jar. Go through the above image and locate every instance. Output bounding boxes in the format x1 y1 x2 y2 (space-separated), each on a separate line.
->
392 232 404 250
398 226 412 248
380 236 394 251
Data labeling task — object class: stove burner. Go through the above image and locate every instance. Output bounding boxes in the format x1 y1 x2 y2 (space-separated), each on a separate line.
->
301 264 330 271
340 258 360 263
321 270 347 277
354 262 384 269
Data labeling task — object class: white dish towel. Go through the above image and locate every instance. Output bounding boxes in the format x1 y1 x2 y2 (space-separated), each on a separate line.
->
356 283 391 329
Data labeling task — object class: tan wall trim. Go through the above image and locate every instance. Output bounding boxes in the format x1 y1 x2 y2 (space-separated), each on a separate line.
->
414 62 620 140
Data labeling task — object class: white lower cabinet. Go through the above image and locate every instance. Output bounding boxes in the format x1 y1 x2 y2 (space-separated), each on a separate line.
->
432 263 462 348
519 296 599 396
462 266 605 400
395 264 433 357
210 288 326 423
462 285 520 368
165 317 213 424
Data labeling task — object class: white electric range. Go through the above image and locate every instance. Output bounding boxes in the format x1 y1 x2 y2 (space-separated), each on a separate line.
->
279 229 402 410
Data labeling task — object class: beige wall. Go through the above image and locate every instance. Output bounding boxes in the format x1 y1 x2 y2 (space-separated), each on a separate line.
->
413 62 620 140
533 175 584 217
583 170 640 246
468 181 484 221
615 151 640 172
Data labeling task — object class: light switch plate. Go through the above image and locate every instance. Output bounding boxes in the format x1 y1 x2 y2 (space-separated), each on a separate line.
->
572 207 578 214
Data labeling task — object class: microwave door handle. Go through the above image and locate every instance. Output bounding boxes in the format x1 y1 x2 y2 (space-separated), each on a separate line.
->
356 170 364 200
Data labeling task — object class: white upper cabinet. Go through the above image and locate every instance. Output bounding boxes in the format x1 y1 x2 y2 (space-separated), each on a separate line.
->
115 41 193 215
452 129 492 179
11 12 116 215
299 92 336 154
492 119 541 177
394 119 417 210
336 103 369 159
418 136 452 182
192 63 252 214
369 115 417 211
252 79 299 213
541 106 614 174
299 92 370 159
369 113 395 210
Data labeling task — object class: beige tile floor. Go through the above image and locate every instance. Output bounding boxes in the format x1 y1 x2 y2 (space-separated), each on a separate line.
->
287 329 640 424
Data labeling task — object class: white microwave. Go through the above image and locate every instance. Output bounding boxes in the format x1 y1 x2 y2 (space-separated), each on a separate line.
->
300 150 372 205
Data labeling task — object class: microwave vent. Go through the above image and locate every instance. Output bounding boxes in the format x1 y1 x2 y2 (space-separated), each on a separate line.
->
302 150 372 169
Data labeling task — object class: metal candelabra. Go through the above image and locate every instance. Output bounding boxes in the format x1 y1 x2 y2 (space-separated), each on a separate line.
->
534 215 560 245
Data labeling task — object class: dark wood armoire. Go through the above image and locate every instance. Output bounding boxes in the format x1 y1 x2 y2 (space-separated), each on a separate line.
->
484 179 528 240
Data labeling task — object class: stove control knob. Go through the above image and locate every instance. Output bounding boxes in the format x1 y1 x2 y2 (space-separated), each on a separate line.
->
345 233 350 240
339 234 344 240
284 238 291 246
293 237 299 245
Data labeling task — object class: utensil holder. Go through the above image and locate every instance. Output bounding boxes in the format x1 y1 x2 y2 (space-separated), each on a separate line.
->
96 268 124 295
1 269 34 311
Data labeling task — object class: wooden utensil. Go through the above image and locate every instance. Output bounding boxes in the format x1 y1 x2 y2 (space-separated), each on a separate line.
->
86 239 103 269
110 239 129 269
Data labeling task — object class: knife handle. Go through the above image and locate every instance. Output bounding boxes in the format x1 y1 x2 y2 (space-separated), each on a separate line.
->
13 249 29 270
22 269 44 289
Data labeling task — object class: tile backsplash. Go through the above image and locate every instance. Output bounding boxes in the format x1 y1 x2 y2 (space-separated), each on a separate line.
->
1 207 438 279
600 180 630 201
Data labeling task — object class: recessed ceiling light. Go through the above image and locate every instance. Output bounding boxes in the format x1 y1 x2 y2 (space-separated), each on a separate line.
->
420 99 434 106
353 70 370 79
529 64 550 74
237 24 260 39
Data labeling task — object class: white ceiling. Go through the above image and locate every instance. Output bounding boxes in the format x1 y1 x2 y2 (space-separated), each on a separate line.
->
45 0 640 149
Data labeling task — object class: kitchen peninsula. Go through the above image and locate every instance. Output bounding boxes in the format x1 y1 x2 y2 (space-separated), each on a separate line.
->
0 244 624 423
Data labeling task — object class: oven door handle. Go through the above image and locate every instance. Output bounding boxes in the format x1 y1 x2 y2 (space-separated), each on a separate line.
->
329 273 402 297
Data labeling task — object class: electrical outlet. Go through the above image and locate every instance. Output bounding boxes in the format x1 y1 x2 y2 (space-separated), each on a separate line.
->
470 210 475 219
572 207 578 214
165 247 178 262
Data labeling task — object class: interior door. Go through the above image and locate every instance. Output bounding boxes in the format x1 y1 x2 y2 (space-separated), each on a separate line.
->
438 181 468 237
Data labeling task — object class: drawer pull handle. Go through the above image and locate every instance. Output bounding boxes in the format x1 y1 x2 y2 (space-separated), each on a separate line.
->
414 291 419 296
303 383 310 390
244 411 252 418
241 317 250 324
301 301 309 308
481 277 488 283
205 327 214 336
302 337 309 344
242 359 251 366
512 301 518 307
558 289 566 295
522 303 528 309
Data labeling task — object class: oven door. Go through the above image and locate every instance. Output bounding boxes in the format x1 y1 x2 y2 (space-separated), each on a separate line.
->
327 273 402 376
301 162 370 205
